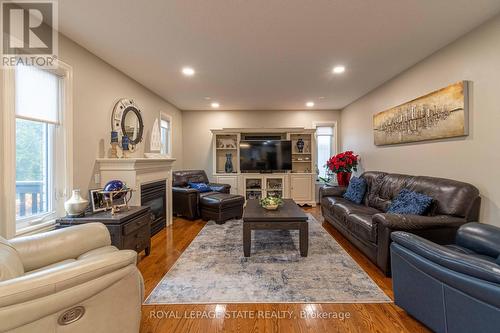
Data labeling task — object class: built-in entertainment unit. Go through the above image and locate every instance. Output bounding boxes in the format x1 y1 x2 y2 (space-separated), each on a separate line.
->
211 128 316 207
240 140 292 172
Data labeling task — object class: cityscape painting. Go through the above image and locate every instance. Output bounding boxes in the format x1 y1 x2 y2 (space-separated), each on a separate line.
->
373 81 469 145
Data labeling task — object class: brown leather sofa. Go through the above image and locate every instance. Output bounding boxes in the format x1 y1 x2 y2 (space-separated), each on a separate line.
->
320 171 481 276
172 170 231 220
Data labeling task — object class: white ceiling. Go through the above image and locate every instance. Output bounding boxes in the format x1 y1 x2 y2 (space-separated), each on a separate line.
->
58 0 500 110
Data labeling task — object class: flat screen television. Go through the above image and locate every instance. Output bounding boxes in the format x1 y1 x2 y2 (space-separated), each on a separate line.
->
240 140 292 172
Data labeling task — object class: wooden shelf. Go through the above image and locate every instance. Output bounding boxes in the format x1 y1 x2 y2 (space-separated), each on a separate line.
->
292 152 312 155
216 147 237 150
292 161 312 163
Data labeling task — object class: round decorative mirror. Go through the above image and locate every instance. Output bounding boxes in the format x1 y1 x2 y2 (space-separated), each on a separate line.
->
111 98 144 149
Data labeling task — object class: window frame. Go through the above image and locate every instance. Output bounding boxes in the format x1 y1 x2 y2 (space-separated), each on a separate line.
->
160 112 172 157
312 121 338 182
2 61 73 237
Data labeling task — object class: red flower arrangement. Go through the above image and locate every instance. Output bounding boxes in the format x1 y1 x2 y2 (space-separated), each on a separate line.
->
326 151 359 173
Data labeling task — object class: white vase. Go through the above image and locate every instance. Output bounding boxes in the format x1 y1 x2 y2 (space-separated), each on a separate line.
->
64 189 89 217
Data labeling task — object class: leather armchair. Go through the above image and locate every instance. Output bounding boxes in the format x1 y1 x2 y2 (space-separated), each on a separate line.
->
0 223 144 333
391 223 500 333
172 170 230 220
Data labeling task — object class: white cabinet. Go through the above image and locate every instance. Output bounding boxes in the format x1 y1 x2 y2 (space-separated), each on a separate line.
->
216 175 239 195
290 174 314 204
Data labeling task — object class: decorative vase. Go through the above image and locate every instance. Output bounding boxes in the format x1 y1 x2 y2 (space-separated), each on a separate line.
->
64 189 89 217
296 138 304 153
336 172 352 187
225 153 233 173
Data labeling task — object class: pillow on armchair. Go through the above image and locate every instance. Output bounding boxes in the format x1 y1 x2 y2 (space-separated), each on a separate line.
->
188 182 212 193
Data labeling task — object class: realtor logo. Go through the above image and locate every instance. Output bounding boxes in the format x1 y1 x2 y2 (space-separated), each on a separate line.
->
1 0 58 67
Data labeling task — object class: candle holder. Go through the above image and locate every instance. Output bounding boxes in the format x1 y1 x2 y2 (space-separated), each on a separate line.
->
122 135 130 158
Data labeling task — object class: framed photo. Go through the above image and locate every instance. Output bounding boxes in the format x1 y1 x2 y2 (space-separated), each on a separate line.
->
89 189 107 213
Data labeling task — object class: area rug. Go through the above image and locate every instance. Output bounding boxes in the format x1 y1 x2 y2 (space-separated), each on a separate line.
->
144 214 391 304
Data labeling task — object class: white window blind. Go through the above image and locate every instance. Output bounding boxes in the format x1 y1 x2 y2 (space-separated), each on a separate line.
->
161 119 169 129
316 126 333 135
15 65 60 125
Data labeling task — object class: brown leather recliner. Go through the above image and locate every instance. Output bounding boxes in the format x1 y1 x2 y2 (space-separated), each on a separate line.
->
172 170 231 220
320 171 481 276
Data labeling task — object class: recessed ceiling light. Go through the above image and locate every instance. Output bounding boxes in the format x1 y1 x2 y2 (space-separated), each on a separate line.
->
306 101 315 107
211 102 220 108
182 67 195 76
332 65 345 74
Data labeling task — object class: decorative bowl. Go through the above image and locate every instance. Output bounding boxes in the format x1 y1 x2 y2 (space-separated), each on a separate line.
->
262 204 279 211
260 196 283 211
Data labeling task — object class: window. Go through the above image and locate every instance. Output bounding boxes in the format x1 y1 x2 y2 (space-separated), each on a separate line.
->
160 114 172 156
2 62 73 236
315 124 336 180
15 66 58 228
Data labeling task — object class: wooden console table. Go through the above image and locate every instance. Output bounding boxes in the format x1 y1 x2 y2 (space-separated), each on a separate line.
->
57 206 152 256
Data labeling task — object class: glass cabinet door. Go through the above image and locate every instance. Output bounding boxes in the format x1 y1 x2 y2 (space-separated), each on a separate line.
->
265 177 283 198
245 178 262 200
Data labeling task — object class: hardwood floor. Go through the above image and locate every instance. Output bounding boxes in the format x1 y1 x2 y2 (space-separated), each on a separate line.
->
138 206 429 333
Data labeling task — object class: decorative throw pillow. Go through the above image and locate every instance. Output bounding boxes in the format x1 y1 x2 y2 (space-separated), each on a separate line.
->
209 185 225 192
342 177 367 204
188 182 212 193
387 189 433 215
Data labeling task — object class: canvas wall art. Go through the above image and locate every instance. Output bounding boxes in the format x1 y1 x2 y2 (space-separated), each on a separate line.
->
373 81 469 145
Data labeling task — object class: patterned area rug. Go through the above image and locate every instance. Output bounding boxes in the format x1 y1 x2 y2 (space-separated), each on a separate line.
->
145 214 391 304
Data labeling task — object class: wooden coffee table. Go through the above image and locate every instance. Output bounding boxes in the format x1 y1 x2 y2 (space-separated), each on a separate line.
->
242 199 309 257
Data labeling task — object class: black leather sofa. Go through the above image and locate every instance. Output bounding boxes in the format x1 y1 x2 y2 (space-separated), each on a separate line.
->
391 223 500 333
172 170 231 220
320 171 481 275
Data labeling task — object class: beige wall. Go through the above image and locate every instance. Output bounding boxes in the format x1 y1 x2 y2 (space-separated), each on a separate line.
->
341 16 500 226
182 110 341 177
58 34 183 196
0 72 4 236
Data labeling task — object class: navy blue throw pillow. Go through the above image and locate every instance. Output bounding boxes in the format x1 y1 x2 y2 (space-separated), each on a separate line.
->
343 177 367 204
188 182 211 193
387 189 433 215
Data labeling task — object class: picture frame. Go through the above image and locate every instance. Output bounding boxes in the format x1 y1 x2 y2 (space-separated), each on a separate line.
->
89 188 107 213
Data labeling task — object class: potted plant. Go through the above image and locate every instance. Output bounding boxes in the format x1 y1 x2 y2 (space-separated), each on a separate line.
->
326 151 359 186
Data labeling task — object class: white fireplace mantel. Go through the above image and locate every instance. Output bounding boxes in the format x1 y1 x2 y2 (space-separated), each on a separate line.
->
96 157 176 226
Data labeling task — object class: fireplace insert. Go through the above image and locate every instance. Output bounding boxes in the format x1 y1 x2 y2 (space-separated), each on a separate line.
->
141 180 166 236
